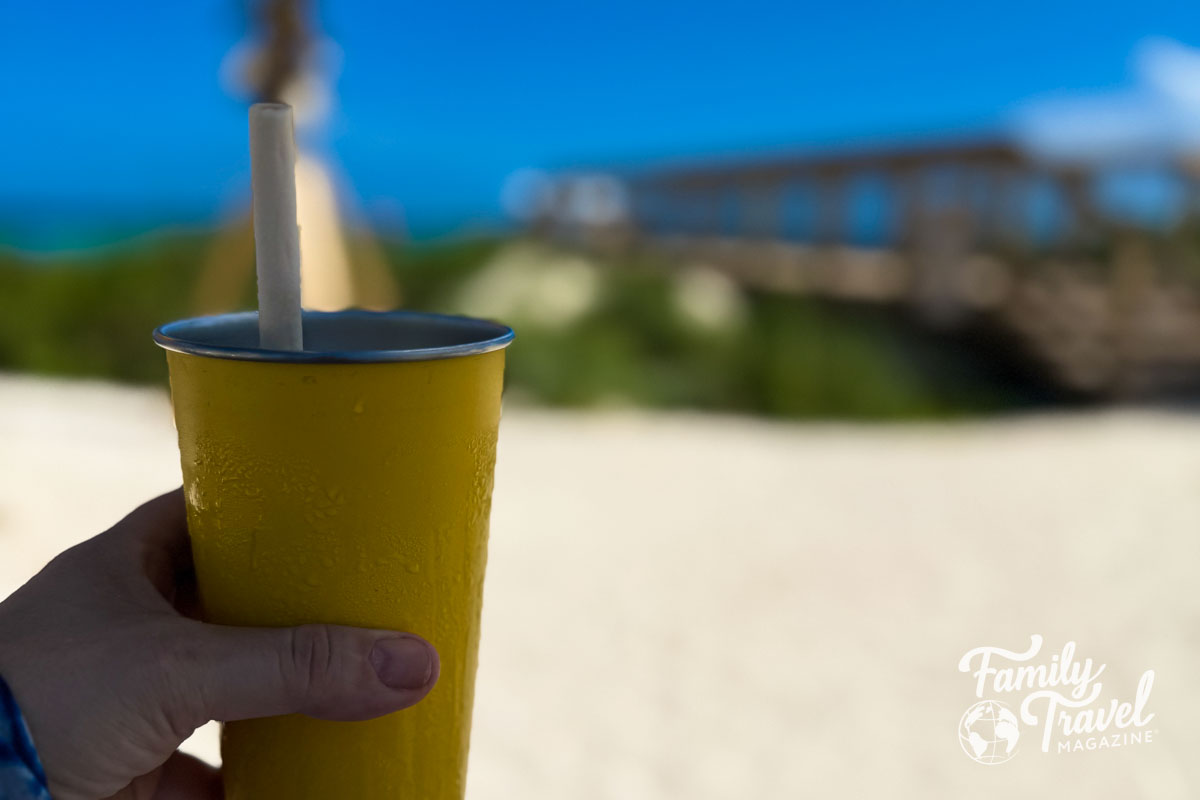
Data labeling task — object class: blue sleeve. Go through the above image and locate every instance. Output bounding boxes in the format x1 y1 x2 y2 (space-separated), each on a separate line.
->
0 674 51 800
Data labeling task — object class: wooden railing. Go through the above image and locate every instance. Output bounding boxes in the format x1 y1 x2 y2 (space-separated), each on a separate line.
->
538 139 1200 398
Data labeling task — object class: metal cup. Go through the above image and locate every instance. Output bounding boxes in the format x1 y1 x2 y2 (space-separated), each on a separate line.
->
155 310 513 798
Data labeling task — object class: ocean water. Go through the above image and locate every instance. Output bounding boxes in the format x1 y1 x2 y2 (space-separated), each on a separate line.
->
0 200 506 255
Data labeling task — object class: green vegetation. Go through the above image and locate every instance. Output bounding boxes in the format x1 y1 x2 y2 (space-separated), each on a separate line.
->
0 233 211 383
0 232 1037 419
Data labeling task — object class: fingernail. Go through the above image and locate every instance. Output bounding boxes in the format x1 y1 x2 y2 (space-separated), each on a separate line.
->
370 637 433 690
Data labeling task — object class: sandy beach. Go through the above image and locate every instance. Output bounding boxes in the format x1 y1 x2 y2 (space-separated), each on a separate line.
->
1 373 1197 798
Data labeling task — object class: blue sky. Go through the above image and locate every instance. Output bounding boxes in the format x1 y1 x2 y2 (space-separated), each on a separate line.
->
1 0 1198 245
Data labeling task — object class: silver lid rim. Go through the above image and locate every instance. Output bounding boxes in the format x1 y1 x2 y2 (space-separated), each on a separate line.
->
153 310 515 363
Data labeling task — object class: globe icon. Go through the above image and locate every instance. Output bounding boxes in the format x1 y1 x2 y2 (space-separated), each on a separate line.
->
958 700 1020 764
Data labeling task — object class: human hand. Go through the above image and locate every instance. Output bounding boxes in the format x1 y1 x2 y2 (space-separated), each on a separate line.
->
0 489 440 799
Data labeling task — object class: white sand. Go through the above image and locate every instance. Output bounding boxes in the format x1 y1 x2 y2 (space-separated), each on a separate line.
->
1 374 1197 797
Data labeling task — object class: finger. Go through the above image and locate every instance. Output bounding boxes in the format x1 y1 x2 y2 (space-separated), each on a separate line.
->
175 622 440 726
112 487 188 552
119 488 193 598
91 488 191 597
103 752 220 800
153 751 222 800
101 488 196 607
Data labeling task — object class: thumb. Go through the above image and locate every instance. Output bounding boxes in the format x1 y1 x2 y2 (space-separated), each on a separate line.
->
178 622 440 725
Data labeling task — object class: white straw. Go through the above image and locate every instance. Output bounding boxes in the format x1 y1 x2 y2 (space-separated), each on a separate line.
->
249 102 304 351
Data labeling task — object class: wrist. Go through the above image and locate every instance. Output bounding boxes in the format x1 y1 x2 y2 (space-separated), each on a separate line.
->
0 672 51 800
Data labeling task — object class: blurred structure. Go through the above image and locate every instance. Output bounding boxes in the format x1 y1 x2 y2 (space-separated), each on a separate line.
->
194 0 398 315
534 140 1200 399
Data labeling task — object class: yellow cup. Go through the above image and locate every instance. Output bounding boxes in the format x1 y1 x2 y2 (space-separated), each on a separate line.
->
154 310 513 799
